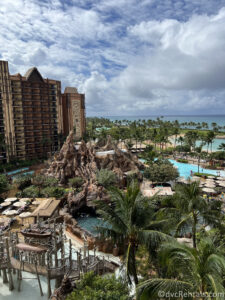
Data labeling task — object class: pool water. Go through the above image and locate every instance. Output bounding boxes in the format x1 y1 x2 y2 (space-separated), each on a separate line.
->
6 167 29 176
12 171 34 181
77 216 105 236
169 159 225 179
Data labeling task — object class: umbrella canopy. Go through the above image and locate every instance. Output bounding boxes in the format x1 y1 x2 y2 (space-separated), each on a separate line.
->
13 201 26 207
202 187 217 194
217 177 225 181
19 212 31 218
32 200 41 206
218 182 225 187
1 201 11 207
207 176 216 179
191 176 201 182
4 197 17 202
3 210 17 216
204 182 216 188
19 198 31 202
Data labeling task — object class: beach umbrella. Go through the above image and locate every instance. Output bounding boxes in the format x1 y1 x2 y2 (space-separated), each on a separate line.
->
202 188 217 194
217 177 225 181
19 212 31 218
204 182 216 187
13 201 26 207
4 197 17 202
1 201 11 207
3 210 17 216
191 176 201 182
32 200 41 205
19 198 31 202
207 176 216 179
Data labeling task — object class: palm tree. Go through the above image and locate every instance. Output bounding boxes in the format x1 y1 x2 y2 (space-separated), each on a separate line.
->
137 237 225 300
158 181 223 248
95 181 171 285
218 143 225 151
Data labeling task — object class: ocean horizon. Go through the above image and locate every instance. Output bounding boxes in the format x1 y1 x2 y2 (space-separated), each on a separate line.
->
88 115 225 128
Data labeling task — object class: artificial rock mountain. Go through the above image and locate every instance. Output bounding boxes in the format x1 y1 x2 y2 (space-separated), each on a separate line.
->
46 131 143 213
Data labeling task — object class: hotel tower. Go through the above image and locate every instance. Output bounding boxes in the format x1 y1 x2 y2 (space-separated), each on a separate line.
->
0 61 85 162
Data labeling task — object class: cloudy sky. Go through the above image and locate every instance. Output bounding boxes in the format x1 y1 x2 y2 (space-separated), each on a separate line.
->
1 0 225 116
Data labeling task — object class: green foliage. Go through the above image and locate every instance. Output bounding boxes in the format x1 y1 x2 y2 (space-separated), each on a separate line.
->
17 185 39 198
143 160 179 183
17 185 65 198
137 237 225 300
42 186 65 198
14 174 32 191
95 181 171 284
96 169 117 188
211 151 225 160
175 144 190 152
66 272 129 300
0 159 40 173
68 177 84 188
176 158 188 163
193 172 215 177
0 174 10 195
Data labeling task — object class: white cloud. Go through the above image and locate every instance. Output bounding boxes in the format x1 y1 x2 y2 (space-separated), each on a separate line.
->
0 0 225 116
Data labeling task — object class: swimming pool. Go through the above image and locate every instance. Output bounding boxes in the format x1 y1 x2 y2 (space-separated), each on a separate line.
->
169 159 225 178
76 216 104 236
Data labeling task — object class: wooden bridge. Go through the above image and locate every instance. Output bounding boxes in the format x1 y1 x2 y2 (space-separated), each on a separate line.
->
0 224 118 299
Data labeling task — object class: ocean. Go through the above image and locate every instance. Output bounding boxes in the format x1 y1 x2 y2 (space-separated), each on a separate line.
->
105 115 225 151
106 115 225 129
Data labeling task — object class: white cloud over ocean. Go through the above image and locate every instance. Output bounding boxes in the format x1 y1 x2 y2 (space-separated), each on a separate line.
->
1 0 225 116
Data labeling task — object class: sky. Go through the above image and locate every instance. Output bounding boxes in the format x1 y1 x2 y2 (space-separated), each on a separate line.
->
1 0 225 116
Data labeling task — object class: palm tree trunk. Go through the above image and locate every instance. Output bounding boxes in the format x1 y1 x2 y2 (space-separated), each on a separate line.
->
192 215 197 248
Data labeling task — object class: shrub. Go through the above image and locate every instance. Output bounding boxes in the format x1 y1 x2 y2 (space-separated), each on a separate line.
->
0 174 10 195
14 174 32 191
68 177 84 188
96 169 117 188
144 160 179 183
66 272 129 300
175 145 190 153
42 186 65 198
17 185 39 198
194 172 216 178
177 158 188 163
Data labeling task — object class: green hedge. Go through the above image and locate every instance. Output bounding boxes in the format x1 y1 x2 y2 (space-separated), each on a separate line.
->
0 159 40 173
194 172 216 178
177 158 188 163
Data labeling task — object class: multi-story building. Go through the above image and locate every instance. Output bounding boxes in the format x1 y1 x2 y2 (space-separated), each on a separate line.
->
62 87 86 138
0 60 85 161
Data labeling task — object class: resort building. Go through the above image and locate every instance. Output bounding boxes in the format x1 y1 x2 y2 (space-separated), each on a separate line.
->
0 60 85 161
62 87 86 138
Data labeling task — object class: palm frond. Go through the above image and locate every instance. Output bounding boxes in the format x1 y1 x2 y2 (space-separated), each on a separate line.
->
137 278 193 300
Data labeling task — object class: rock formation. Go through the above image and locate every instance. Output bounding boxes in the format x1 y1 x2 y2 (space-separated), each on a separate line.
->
46 131 143 184
46 131 143 213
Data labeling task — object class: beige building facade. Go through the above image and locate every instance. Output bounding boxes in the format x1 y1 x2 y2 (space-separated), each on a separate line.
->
0 60 85 161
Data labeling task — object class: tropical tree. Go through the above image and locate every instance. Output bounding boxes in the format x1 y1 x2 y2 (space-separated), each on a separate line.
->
95 181 171 285
158 181 223 248
0 174 10 195
218 142 225 151
143 159 179 183
137 237 225 300
96 169 117 188
66 272 129 300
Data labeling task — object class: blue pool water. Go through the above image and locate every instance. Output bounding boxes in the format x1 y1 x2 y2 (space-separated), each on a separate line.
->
6 167 29 176
169 159 225 178
77 216 105 236
12 171 34 181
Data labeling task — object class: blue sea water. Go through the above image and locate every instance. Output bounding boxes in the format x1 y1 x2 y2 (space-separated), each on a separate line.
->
106 115 225 151
106 115 225 129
